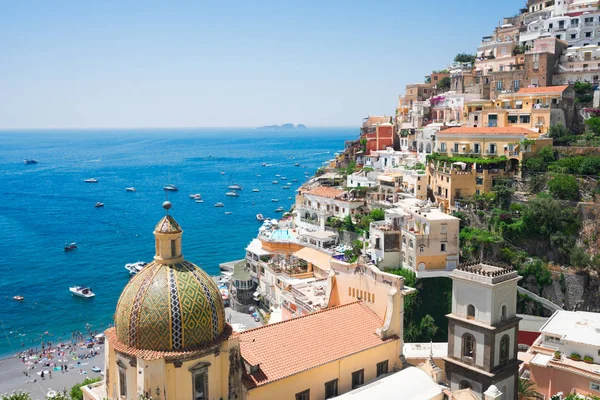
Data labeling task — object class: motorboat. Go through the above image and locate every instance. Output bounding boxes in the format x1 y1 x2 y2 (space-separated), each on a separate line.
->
189 193 202 200
125 261 147 275
220 171 226 175
252 188 260 192
294 163 300 167
272 180 279 184
228 184 243 190
275 207 285 213
13 295 24 301
275 174 281 177
226 191 239 197
256 214 265 221
261 163 267 167
64 242 77 251
225 211 233 215
281 177 287 180
283 185 291 189
125 187 136 192
24 159 38 165
214 202 224 207
271 199 279 202
164 184 178 191
292 179 298 182
94 202 104 208
84 178 98 183
69 286 95 298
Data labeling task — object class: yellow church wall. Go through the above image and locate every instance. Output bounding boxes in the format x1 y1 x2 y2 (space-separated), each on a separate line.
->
416 254 450 270
167 352 227 400
246 341 400 400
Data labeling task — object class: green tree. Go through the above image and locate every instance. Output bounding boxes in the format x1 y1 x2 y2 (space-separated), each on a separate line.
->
454 53 475 64
527 174 547 194
342 215 355 232
419 314 439 342
580 156 600 175
586 116 600 135
370 208 385 221
518 378 540 399
437 76 451 90
574 81 593 95
548 124 570 139
359 138 367 153
345 161 357 176
70 377 102 400
525 146 555 172
570 246 591 268
548 174 579 201
1 392 32 400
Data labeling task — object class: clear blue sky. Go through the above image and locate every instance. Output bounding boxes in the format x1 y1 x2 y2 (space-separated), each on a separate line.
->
0 0 524 129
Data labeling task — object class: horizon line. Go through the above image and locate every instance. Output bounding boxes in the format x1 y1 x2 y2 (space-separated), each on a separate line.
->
0 125 358 132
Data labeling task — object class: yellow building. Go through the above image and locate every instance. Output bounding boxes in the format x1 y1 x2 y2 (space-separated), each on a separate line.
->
83 202 417 400
430 126 552 212
475 85 574 135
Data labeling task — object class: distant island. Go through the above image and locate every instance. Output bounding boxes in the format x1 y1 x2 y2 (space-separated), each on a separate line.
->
256 123 307 130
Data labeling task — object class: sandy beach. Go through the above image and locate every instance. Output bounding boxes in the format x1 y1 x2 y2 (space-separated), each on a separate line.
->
0 306 260 399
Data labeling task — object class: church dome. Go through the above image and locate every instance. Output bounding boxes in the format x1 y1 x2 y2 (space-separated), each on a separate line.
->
113 205 226 352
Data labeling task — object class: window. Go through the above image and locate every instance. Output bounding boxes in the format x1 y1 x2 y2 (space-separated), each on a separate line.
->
440 243 447 252
496 81 503 91
419 245 425 253
193 369 208 400
467 304 475 319
325 380 338 399
500 335 510 364
587 31 592 37
171 240 177 257
376 360 389 377
440 143 447 152
440 224 447 234
572 18 579 27
409 239 414 249
459 380 472 390
513 80 520 91
519 115 531 124
352 369 364 389
295 389 310 400
476 189 480 195
454 143 459 153
508 115 518 124
463 334 475 358
476 177 484 185
501 305 507 321
489 144 497 154
571 33 577 39
474 143 480 153
119 369 127 398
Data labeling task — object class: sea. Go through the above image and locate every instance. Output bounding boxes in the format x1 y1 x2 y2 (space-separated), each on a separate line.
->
0 127 353 357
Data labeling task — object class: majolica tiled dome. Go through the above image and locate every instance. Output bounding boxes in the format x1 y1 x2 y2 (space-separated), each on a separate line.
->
114 261 226 351
114 210 226 352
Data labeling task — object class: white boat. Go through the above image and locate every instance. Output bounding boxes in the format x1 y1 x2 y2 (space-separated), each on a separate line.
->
271 199 279 202
220 171 226 175
125 261 147 276
69 286 95 298
64 242 77 251
13 295 24 301
125 187 136 192
275 207 285 213
292 179 298 182
189 193 202 200
84 178 98 183
272 180 279 184
214 202 224 207
252 188 260 192
94 202 104 208
164 184 178 191
261 163 267 167
275 174 281 177
226 191 239 197
256 214 265 221
283 186 291 189
228 184 243 190
225 211 233 215
281 177 287 180
294 163 300 167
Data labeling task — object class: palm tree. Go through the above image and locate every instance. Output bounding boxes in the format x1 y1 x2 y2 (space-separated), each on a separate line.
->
518 378 542 400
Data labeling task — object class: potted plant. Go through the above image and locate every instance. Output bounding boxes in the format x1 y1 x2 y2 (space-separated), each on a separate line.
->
584 355 594 364
553 350 561 360
569 352 582 361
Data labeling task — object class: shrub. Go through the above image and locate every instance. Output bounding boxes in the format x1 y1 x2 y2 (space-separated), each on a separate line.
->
570 352 582 361
584 355 594 363
580 157 600 175
571 246 591 268
574 81 594 95
437 77 451 90
454 53 475 64
370 208 385 221
554 350 562 359
548 124 571 139
586 116 600 135
548 174 579 201
1 392 32 400
70 377 102 400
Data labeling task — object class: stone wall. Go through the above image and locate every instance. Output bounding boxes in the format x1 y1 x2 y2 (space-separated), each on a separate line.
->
522 270 600 312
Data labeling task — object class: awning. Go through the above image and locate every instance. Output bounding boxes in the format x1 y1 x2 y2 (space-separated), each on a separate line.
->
293 247 332 272
378 175 397 183
515 100 523 105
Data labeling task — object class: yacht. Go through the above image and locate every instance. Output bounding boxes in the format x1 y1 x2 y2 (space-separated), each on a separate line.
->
281 177 287 180
64 242 77 251
271 199 279 202
226 191 239 197
13 295 24 301
214 202 225 207
164 184 178 191
84 178 98 183
125 261 147 276
275 174 281 177
275 207 285 213
69 286 95 298
252 188 260 192
225 211 233 215
125 187 136 192
294 163 300 167
261 163 267 167
256 214 265 221
272 180 279 184
189 193 202 200
94 202 104 208
24 159 38 165
228 184 243 190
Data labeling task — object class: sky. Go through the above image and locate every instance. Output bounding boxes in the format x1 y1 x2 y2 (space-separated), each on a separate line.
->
0 0 525 129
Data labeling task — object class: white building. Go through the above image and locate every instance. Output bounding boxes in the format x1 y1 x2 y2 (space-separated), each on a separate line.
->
554 44 600 84
538 310 600 360
295 187 365 230
364 147 415 171
346 170 381 188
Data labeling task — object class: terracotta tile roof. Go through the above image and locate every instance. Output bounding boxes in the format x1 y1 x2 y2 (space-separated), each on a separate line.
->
306 186 344 199
516 85 569 94
104 325 234 360
438 127 533 136
239 302 395 388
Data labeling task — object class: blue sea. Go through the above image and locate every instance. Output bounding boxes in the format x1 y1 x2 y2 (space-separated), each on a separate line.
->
0 128 352 357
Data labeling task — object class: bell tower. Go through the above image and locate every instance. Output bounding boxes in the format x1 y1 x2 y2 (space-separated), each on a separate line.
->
443 262 522 399
153 201 184 264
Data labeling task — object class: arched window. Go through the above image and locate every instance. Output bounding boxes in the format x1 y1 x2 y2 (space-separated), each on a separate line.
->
467 304 476 320
462 334 476 359
459 380 472 390
419 245 425 253
501 304 507 321
500 335 510 364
